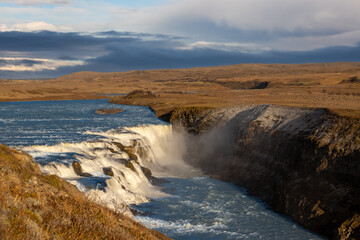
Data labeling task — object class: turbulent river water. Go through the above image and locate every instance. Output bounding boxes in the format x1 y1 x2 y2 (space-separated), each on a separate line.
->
0 99 324 239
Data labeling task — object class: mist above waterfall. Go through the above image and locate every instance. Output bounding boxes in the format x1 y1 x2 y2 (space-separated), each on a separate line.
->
181 123 238 176
127 125 202 178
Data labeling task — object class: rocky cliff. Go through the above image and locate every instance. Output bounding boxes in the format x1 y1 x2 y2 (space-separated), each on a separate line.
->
170 105 360 239
0 144 169 240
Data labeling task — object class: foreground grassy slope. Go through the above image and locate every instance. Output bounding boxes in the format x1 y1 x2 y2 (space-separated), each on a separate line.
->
0 144 169 240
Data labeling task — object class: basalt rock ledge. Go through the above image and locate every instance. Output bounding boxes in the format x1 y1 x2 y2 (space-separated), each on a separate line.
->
170 104 360 240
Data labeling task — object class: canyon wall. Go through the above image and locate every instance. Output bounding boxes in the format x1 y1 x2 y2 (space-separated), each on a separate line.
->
170 105 360 239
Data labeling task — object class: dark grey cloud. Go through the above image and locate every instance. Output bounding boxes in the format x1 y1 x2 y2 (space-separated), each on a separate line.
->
57 55 79 61
0 31 104 54
0 58 42 67
95 31 184 40
0 31 178 59
0 59 8 66
0 30 359 79
81 42 360 71
160 18 346 43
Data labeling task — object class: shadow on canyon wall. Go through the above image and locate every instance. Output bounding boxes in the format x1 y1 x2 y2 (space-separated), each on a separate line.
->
173 105 360 239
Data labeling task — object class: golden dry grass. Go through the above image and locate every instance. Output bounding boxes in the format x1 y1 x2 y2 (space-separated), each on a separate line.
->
1 62 360 117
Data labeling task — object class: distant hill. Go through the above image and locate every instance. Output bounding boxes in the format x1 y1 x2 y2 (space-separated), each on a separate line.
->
1 62 360 117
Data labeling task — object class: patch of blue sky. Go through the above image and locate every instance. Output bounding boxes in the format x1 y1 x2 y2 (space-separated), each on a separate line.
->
0 3 19 7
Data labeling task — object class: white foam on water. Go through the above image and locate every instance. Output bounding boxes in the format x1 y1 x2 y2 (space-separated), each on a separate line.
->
135 216 226 233
124 125 203 178
21 124 201 216
134 216 257 239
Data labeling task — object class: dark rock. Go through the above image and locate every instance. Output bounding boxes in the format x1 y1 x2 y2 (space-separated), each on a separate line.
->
72 161 82 175
130 207 151 216
107 147 117 153
103 167 114 177
78 172 92 177
182 105 360 239
112 142 126 151
162 106 214 133
112 142 138 160
125 161 136 172
72 161 92 177
114 158 128 165
141 167 152 178
140 166 167 185
126 151 138 161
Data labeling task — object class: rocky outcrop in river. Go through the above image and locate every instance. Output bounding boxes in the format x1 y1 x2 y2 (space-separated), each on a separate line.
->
169 105 360 239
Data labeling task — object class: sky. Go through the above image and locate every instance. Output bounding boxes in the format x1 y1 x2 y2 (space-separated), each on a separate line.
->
0 0 360 78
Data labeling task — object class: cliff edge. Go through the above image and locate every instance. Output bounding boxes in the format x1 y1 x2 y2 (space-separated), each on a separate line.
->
171 105 360 239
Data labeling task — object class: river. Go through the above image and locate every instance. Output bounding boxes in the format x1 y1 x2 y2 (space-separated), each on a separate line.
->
0 99 324 239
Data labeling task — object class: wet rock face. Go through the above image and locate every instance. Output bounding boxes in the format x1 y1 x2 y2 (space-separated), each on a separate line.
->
112 141 138 161
165 106 248 134
72 161 92 177
179 105 360 239
102 167 114 177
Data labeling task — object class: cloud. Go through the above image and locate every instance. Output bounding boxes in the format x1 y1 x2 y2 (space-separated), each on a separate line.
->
112 0 360 51
0 57 83 71
0 31 108 58
0 0 359 53
177 41 271 54
148 0 360 33
0 0 71 5
0 22 58 32
0 30 359 79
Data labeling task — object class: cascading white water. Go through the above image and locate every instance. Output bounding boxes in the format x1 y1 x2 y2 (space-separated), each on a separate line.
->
21 124 200 216
124 125 202 178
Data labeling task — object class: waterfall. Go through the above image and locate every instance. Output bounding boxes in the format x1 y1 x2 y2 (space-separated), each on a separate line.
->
21 124 200 216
